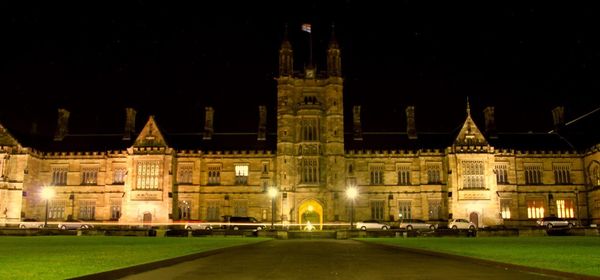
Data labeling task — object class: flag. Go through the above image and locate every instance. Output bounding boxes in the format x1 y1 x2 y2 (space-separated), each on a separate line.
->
301 23 311 34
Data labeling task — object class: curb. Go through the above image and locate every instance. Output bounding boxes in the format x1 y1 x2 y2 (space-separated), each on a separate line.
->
355 240 600 280
67 239 272 280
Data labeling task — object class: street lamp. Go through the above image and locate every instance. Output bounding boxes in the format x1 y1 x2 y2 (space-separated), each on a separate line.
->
268 187 278 229
346 186 358 230
41 187 55 228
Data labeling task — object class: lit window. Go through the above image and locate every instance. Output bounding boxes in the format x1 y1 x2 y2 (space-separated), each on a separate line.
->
235 164 249 185
527 199 545 219
556 199 574 218
501 199 511 219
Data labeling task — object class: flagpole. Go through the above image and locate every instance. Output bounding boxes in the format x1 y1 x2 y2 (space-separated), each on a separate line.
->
309 30 313 68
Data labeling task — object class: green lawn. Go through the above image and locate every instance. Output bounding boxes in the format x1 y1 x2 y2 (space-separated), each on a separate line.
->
0 236 269 280
361 236 600 276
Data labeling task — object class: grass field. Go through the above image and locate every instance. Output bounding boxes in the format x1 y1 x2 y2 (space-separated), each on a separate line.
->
362 236 600 276
0 236 269 280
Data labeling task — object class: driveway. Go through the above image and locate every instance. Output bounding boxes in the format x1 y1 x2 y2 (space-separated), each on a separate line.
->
120 239 562 280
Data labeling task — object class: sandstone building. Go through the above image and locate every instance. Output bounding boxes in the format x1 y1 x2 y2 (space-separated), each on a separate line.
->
1 29 599 229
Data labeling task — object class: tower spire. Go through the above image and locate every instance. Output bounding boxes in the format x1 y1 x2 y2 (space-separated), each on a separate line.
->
466 96 471 117
279 23 294 77
327 22 342 77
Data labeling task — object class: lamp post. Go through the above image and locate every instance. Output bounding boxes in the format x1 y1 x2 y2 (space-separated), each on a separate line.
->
346 186 358 230
41 187 55 228
268 187 278 229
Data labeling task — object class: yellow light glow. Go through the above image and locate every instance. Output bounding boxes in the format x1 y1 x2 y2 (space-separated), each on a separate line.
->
268 187 278 198
41 187 55 200
346 186 358 199
307 205 314 212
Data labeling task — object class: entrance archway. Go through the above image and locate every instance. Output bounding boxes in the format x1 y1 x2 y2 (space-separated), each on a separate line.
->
469 212 479 228
298 199 323 230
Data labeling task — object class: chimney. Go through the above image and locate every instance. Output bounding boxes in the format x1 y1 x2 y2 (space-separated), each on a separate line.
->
405 106 417 140
203 106 214 140
353 106 363 140
483 106 497 138
257 105 267 141
53 108 70 141
123 107 137 140
552 106 565 130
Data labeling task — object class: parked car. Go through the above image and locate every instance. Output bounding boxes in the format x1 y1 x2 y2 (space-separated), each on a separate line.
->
356 220 389 231
536 216 575 229
57 220 94 230
448 219 476 230
399 219 435 231
222 216 266 231
19 218 44 229
184 221 213 231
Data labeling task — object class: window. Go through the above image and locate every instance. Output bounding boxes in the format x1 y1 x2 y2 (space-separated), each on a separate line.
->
81 168 98 185
428 200 441 220
527 199 545 219
301 118 319 141
370 164 384 185
300 158 319 184
462 161 484 189
206 201 220 221
113 167 126 185
79 200 95 220
398 201 411 220
49 200 65 219
525 164 542 185
178 200 192 220
553 164 571 184
556 199 574 218
262 162 269 175
592 163 600 187
397 165 410 185
233 200 248 217
0 154 7 178
208 166 221 185
501 199 511 219
427 164 441 184
52 167 68 186
110 200 121 220
136 161 160 189
495 164 509 184
348 163 354 174
178 165 193 184
370 200 384 220
235 164 249 185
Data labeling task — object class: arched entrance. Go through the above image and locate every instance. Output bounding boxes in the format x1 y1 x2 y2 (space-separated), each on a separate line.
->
143 212 152 224
298 199 323 230
469 212 479 228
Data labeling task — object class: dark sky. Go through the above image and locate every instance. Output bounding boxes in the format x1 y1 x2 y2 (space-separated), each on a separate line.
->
1 1 599 137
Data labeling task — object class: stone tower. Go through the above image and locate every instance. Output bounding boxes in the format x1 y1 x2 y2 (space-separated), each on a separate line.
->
276 25 345 226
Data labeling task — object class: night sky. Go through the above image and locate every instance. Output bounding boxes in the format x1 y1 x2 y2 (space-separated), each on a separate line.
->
1 1 599 138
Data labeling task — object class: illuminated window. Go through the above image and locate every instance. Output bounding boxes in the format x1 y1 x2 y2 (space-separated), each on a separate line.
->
110 200 121 220
428 200 441 220
136 161 160 190
208 166 221 185
427 164 442 184
206 200 220 221
397 165 410 186
553 164 571 184
592 163 600 186
524 164 542 185
52 167 68 186
235 164 249 185
556 199 574 218
301 118 319 141
398 201 411 220
178 165 193 184
178 200 191 220
527 199 545 219
78 200 95 220
462 161 484 189
49 200 65 219
370 164 384 185
113 167 126 185
495 164 509 184
300 158 319 184
233 200 248 217
81 168 98 185
370 200 384 220
501 199 511 219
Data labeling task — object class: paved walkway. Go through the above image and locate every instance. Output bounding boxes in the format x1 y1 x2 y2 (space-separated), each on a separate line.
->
120 239 564 280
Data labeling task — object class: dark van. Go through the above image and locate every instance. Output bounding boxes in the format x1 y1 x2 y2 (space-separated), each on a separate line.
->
222 216 266 231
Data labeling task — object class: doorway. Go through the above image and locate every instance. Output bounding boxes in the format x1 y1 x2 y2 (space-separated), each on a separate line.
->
469 212 479 228
298 199 323 230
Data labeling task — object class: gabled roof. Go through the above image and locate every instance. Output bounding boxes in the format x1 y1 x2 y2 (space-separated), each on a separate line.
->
0 122 21 147
133 116 168 148
453 100 488 147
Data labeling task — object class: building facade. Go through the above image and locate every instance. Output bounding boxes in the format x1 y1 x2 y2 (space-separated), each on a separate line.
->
1 30 599 228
